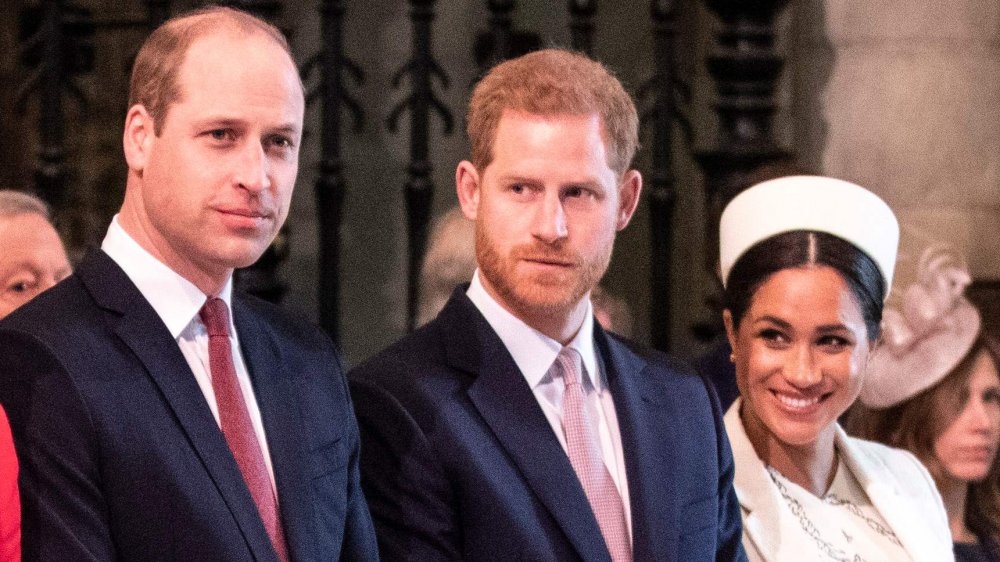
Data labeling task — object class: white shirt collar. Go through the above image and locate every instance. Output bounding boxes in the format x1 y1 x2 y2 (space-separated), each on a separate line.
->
466 270 599 389
101 215 233 338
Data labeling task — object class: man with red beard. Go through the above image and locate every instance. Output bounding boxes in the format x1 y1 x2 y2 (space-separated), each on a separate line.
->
350 49 745 562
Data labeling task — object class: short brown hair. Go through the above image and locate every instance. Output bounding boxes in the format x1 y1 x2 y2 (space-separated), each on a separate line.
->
128 6 292 135
848 334 1000 549
466 49 639 176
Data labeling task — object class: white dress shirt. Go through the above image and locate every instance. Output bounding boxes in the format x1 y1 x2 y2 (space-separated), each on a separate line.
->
467 270 632 536
102 216 277 493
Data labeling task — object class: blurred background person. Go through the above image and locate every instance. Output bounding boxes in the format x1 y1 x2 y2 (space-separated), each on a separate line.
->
719 176 953 561
416 206 478 327
418 205 633 336
850 245 1000 562
0 190 68 559
0 190 71 320
589 284 634 339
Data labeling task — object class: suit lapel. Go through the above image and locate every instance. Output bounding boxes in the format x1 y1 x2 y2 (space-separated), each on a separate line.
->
77 251 277 562
234 297 314 562
441 293 612 562
597 329 678 561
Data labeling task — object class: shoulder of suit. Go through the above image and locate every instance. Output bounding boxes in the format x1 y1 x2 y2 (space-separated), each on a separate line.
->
349 319 449 387
233 291 332 347
603 330 700 379
0 274 92 341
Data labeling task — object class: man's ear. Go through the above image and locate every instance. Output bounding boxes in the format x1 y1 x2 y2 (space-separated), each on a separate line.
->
456 161 481 221
122 104 155 173
615 169 642 231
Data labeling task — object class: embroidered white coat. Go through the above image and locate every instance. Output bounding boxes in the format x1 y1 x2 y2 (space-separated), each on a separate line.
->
724 399 954 562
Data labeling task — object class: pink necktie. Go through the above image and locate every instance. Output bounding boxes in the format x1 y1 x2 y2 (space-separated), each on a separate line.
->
555 347 632 562
201 298 289 562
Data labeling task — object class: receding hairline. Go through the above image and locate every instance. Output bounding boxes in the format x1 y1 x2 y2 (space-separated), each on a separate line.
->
127 6 299 132
163 10 298 83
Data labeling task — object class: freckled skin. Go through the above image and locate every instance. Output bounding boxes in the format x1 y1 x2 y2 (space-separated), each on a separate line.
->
455 110 641 342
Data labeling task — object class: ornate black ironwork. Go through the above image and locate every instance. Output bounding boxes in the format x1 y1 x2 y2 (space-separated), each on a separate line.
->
694 0 792 338
299 0 365 343
484 0 514 67
214 0 283 20
568 0 596 55
474 0 541 76
16 0 94 211
635 0 692 352
388 0 454 332
145 0 171 29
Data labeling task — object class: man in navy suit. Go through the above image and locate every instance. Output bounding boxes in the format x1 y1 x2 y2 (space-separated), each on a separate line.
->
350 49 745 561
0 7 376 561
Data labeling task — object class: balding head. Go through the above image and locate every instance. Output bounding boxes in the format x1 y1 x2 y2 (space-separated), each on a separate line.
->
128 6 295 136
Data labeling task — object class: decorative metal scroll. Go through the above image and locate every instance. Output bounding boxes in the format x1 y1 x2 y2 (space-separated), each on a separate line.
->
694 0 792 339
215 0 282 20
474 1 541 75
16 0 93 210
388 0 454 333
300 0 365 343
16 1 181 213
636 0 692 352
568 0 596 55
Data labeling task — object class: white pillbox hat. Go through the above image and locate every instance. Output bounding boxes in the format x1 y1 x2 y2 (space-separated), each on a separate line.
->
719 175 900 292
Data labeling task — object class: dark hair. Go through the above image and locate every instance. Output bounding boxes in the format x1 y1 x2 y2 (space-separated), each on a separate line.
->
724 230 886 341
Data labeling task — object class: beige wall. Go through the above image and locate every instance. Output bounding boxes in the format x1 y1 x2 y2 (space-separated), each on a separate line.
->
793 0 1000 291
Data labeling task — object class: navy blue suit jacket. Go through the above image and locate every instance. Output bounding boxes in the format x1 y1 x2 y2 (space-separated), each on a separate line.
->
0 251 377 561
350 289 746 561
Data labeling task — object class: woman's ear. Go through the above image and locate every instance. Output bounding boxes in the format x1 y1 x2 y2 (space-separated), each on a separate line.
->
723 309 738 360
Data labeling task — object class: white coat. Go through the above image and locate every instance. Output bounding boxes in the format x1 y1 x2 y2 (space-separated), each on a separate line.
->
725 399 954 562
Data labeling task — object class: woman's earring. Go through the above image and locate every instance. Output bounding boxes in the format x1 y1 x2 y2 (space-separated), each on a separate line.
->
729 353 736 363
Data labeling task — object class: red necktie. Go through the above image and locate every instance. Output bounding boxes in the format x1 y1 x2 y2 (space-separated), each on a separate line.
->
201 297 289 562
555 347 632 562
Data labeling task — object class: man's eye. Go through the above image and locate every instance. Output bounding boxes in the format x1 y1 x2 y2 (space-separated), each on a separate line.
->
268 135 294 149
208 129 235 142
6 280 33 294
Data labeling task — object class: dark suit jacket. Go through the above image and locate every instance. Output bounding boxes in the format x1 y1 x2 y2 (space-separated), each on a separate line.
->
0 250 377 562
349 289 746 561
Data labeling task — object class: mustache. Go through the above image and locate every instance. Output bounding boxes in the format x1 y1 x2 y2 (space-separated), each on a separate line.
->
510 245 579 265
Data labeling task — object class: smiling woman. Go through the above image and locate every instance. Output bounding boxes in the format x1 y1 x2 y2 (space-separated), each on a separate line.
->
718 176 954 562
850 246 1000 562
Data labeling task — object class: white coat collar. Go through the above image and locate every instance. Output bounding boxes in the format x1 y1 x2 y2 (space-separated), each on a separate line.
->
724 398 953 562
